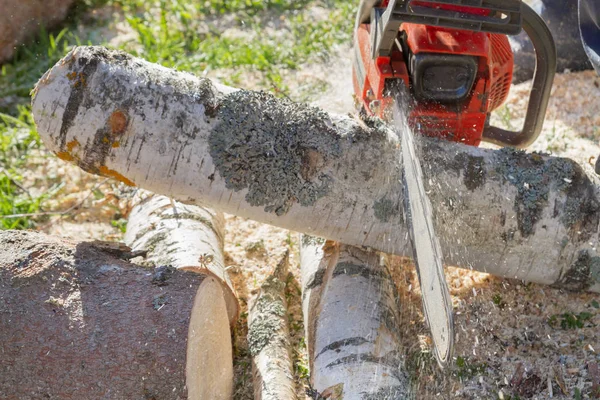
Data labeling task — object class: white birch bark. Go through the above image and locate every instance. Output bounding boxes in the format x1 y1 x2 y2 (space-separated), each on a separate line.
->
300 236 412 399
32 46 600 292
248 251 296 400
124 192 237 399
124 192 238 323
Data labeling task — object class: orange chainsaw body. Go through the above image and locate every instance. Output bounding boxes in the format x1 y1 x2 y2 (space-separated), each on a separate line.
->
353 3 514 146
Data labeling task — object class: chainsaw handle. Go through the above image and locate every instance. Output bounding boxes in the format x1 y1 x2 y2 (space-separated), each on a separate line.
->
356 0 380 31
482 3 557 148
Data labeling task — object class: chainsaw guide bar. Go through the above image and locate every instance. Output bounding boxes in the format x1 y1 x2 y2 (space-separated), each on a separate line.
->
395 101 454 368
353 0 557 369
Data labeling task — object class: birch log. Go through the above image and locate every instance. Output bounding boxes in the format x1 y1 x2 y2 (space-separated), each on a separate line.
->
32 46 600 291
124 192 238 323
124 192 237 398
248 251 296 400
300 236 411 399
0 230 201 399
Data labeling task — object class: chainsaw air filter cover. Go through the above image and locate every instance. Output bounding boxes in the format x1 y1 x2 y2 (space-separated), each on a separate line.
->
410 53 477 102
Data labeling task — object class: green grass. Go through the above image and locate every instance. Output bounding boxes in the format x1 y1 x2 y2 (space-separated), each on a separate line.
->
454 356 488 381
548 311 594 330
122 0 354 94
2 0 354 107
198 0 312 15
492 293 507 309
0 0 354 229
0 107 49 229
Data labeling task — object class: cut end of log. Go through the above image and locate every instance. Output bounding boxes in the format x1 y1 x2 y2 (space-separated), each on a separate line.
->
186 276 234 400
0 230 206 399
181 266 240 325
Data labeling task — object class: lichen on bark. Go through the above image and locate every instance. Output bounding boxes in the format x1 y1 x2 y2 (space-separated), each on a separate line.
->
492 148 597 237
373 196 403 223
557 250 600 291
209 90 341 216
247 276 287 356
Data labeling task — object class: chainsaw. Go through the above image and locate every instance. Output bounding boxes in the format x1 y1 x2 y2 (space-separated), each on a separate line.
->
352 0 556 367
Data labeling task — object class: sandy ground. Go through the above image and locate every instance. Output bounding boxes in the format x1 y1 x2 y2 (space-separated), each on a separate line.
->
12 6 600 398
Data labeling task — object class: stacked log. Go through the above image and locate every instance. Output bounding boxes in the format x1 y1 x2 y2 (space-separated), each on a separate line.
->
31 46 600 292
300 237 411 399
124 192 238 399
0 230 198 399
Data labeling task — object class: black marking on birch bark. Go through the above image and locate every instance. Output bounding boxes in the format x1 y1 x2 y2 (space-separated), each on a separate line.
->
555 250 600 291
133 225 154 242
314 337 370 360
168 141 187 177
81 125 115 174
135 136 146 164
324 352 405 377
209 90 341 216
58 56 99 150
332 262 384 281
160 213 213 226
144 232 168 253
305 269 326 291
302 268 325 305
166 246 180 255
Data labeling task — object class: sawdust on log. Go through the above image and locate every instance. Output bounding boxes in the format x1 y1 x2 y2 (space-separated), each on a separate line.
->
9 24 600 397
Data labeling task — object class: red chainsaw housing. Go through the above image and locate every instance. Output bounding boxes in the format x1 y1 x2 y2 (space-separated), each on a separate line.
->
353 3 514 146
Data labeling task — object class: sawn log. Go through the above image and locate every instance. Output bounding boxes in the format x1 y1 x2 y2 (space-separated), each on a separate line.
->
0 230 199 399
31 46 600 292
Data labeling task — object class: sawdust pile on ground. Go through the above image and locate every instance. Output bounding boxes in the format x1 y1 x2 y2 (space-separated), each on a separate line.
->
17 30 600 400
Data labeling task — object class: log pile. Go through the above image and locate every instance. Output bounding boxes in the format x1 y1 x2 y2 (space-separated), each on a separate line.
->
124 192 238 399
31 46 600 291
7 45 600 398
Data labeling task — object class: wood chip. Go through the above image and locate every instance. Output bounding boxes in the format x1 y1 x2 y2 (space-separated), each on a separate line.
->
588 362 600 398
553 366 568 395
510 363 525 388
